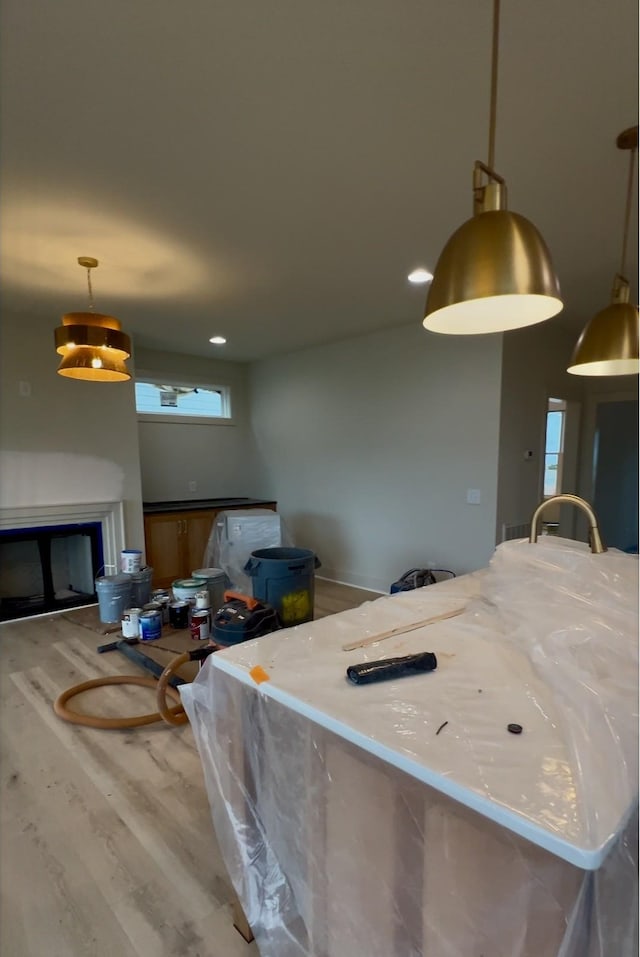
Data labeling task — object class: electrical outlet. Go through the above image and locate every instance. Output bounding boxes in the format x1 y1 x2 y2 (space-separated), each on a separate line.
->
466 488 481 505
188 480 197 493
19 381 31 397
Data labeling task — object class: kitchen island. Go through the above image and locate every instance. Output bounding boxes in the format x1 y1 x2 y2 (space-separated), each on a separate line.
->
182 536 638 957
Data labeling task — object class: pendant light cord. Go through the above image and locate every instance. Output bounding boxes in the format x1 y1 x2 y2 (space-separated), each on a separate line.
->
86 266 95 312
619 145 637 279
487 0 500 171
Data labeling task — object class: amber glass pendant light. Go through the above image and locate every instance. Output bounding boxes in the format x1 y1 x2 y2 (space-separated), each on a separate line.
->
54 257 132 381
423 0 563 335
568 127 639 377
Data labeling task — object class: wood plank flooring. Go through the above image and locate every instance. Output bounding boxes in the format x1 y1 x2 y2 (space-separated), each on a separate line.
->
0 579 380 957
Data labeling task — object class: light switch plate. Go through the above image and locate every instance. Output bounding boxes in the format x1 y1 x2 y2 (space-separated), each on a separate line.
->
466 488 481 505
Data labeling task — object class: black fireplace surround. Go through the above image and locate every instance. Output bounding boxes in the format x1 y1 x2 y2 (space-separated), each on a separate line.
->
0 522 104 622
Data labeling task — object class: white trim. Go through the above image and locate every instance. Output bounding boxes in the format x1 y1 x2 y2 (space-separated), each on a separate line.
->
315 574 384 595
0 501 125 576
136 413 236 427
0 603 98 626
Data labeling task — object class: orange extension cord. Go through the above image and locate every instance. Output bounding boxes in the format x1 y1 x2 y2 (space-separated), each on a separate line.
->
53 650 201 730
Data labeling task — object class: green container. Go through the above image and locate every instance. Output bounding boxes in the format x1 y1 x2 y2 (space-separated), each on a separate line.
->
244 547 321 627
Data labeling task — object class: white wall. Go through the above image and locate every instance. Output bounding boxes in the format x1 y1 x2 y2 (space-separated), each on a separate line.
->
249 323 503 592
0 310 145 551
135 348 262 502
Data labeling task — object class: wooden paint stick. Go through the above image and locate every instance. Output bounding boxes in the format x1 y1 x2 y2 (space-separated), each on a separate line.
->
341 607 466 652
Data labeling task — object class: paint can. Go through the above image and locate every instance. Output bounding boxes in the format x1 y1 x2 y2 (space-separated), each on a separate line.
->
139 609 162 641
129 566 153 606
143 601 163 614
121 607 143 638
194 590 210 610
120 549 142 574
169 600 189 629
95 574 134 624
192 567 227 615
151 588 170 602
155 595 171 624
190 608 211 641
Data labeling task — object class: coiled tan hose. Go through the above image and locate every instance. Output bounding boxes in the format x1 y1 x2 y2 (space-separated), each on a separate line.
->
156 652 190 725
53 651 191 730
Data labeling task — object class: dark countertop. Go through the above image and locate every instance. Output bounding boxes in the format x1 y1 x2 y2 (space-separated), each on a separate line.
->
143 497 276 515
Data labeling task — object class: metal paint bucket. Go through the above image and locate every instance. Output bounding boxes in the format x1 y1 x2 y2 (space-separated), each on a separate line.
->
192 567 227 615
128 566 154 606
95 574 134 624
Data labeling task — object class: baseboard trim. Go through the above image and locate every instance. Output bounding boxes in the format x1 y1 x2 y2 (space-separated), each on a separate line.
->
315 575 385 596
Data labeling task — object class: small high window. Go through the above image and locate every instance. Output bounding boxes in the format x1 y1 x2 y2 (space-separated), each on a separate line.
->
135 377 231 421
543 398 566 497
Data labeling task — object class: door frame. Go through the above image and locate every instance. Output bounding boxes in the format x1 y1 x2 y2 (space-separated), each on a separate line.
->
580 388 638 504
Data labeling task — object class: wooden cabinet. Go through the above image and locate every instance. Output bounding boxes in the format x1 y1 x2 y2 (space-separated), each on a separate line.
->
144 503 276 589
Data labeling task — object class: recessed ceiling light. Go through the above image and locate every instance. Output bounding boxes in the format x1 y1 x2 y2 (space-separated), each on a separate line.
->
408 268 433 285
209 336 226 345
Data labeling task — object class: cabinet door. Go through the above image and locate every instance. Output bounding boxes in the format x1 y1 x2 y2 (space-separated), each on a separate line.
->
144 514 185 589
185 510 218 574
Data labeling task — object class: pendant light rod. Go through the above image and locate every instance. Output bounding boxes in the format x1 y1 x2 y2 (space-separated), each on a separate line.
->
78 255 98 312
618 139 637 280
487 0 500 171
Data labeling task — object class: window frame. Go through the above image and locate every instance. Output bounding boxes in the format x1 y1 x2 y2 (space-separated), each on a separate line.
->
543 398 566 498
134 370 234 426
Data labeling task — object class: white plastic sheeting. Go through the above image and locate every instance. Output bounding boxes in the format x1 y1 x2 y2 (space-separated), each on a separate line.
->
202 509 291 596
181 537 639 956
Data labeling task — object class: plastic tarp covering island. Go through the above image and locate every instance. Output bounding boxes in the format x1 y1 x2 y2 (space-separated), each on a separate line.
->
180 537 639 957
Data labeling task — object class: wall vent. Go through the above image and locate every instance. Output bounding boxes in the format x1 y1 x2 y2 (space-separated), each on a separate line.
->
501 521 531 542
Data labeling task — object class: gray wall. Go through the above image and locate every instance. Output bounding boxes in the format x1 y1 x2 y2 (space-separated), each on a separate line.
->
0 310 145 551
496 321 585 540
135 348 262 502
249 323 503 592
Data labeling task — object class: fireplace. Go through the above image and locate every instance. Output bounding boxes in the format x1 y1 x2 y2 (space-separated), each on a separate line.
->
0 523 103 621
0 501 125 622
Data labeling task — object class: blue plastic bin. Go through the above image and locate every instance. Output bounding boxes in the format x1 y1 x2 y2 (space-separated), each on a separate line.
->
244 547 321 626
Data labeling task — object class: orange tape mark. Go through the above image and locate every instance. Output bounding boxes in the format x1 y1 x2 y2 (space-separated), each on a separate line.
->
249 665 270 685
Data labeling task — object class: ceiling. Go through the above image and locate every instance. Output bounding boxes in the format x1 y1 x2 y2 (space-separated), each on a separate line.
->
1 0 638 363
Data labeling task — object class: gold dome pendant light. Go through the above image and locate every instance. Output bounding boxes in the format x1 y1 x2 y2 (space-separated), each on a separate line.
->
423 0 563 334
54 257 132 382
568 126 639 377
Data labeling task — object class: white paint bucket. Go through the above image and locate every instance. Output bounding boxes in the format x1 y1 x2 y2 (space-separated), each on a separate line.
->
121 549 142 573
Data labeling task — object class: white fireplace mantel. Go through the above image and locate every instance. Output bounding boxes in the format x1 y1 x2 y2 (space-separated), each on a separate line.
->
0 502 125 575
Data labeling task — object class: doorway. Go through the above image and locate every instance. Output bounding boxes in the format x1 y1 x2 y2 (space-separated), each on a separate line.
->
592 398 639 552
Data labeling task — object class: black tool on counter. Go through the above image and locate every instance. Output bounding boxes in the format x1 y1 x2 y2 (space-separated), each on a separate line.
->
347 651 437 685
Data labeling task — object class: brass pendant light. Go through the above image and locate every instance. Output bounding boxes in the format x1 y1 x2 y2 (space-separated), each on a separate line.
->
567 127 639 377
423 0 563 335
54 257 132 382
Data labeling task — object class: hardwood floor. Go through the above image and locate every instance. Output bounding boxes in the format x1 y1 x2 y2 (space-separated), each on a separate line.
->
0 579 379 957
